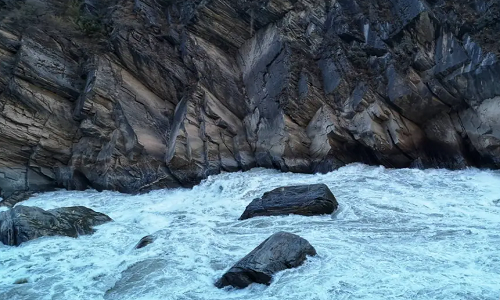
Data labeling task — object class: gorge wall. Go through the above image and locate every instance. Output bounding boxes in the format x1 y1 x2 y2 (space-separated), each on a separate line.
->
0 0 499 197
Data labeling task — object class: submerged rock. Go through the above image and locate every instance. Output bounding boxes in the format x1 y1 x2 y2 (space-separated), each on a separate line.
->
105 259 169 300
239 184 338 220
0 191 33 208
0 205 112 246
13 278 29 285
215 231 316 289
134 235 155 249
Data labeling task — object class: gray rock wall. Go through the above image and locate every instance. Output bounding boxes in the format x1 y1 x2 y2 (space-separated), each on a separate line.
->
0 0 499 196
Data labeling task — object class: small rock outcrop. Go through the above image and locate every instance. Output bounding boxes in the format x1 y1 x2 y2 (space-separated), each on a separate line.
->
0 191 33 208
215 231 316 289
0 205 112 246
239 184 338 220
134 235 155 249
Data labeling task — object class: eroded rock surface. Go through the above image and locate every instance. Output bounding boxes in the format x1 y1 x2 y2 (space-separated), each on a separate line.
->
0 191 33 208
0 0 499 196
215 231 317 289
239 184 338 220
0 205 112 246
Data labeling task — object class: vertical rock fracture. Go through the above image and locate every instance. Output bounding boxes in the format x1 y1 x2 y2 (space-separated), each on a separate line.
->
0 0 499 196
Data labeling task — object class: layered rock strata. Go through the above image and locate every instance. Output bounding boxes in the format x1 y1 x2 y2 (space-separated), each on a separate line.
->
0 0 499 196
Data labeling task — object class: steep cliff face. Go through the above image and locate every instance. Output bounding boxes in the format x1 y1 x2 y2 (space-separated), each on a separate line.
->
0 0 499 196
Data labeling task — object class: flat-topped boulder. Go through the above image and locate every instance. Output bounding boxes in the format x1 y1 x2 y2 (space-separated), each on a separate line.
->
239 184 338 220
0 205 112 246
215 231 316 289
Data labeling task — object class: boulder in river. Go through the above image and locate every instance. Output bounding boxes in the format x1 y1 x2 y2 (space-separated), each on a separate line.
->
215 231 316 289
0 191 33 208
239 184 338 220
134 235 155 249
0 205 112 246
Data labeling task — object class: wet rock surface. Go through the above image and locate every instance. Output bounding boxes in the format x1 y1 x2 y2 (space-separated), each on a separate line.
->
239 184 338 220
0 191 33 208
134 235 155 249
215 231 317 289
0 0 499 196
0 205 112 246
104 259 169 300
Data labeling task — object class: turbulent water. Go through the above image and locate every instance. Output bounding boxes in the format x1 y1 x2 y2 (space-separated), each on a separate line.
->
1 164 499 300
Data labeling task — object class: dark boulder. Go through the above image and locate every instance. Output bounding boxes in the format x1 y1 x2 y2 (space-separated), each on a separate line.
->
0 205 112 246
215 231 316 289
134 235 155 249
239 184 338 220
0 191 33 208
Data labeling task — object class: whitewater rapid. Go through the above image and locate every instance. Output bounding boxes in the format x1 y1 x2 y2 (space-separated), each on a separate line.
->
0 164 499 300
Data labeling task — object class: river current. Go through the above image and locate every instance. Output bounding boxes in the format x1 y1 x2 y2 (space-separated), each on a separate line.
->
0 164 499 300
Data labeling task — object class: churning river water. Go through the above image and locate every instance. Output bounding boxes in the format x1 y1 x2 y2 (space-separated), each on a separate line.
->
0 164 499 300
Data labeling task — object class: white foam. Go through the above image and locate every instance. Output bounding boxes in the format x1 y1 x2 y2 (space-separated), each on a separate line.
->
1 165 499 299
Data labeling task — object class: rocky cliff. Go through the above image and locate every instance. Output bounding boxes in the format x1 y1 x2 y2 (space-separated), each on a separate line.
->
0 0 499 197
